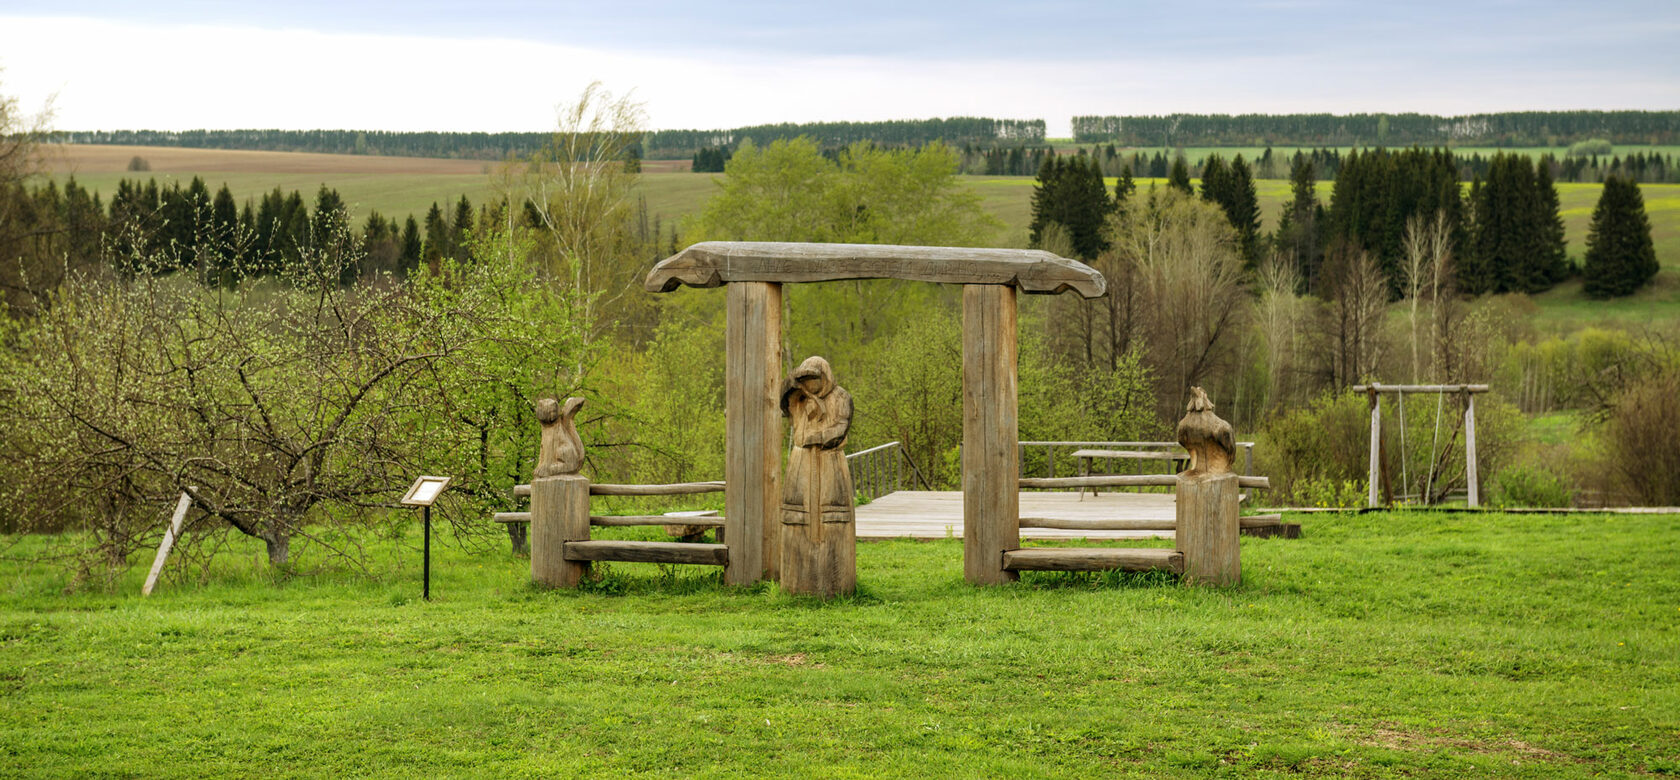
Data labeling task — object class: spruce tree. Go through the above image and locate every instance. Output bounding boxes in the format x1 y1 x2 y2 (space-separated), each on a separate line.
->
1167 154 1193 195
1226 155 1261 270
1276 156 1322 291
451 195 474 261
399 216 423 277
1199 154 1227 204
1581 175 1659 298
1115 167 1135 208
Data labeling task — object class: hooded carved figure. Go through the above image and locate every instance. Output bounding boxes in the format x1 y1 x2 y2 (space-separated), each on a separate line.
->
535 396 586 477
780 356 854 525
1175 386 1235 476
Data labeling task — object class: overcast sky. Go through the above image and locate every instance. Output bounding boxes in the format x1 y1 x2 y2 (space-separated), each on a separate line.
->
1 1 1675 137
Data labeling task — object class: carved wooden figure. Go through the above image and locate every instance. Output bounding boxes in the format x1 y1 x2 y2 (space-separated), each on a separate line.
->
778 356 856 597
535 396 586 477
1174 387 1241 585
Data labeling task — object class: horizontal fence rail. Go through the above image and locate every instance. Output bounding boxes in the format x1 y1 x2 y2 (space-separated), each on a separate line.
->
846 441 931 501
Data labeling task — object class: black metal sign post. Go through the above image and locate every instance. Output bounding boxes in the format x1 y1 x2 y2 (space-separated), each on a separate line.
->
400 476 451 602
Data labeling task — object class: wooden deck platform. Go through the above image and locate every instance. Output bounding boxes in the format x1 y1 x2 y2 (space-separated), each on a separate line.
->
855 491 1175 540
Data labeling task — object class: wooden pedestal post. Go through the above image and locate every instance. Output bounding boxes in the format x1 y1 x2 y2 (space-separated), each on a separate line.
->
531 475 590 587
725 281 782 585
962 284 1019 585
1176 472 1240 586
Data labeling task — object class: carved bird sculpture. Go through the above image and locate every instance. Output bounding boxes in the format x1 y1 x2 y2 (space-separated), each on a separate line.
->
1175 386 1235 476
535 396 586 477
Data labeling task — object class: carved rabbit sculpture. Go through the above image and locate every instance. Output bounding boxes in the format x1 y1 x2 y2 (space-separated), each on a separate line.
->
535 396 586 477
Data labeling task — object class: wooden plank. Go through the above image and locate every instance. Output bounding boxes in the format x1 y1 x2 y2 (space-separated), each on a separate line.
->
1020 517 1175 531
493 512 531 524
589 515 725 528
962 284 1019 585
1177 472 1241 586
1242 523 1302 539
588 481 726 496
726 281 781 584
1069 449 1184 460
855 490 1177 540
1002 547 1183 573
646 242 1106 298
1464 393 1480 509
1020 474 1269 489
141 491 193 597
531 475 590 587
563 540 729 566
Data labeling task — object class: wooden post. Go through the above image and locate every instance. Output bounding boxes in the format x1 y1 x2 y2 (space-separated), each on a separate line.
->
726 281 782 585
1176 472 1241 586
1367 388 1382 508
1464 392 1479 508
962 284 1019 585
530 475 590 587
142 491 193 597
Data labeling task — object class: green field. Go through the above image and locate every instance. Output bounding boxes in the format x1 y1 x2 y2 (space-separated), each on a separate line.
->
2 510 1677 776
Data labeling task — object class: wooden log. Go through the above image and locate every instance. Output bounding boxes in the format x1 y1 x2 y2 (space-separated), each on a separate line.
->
562 540 728 566
1352 384 1490 393
646 242 1106 298
963 284 1019 585
588 515 725 528
726 281 781 584
588 481 726 496
1002 547 1183 573
1242 523 1302 539
530 475 590 587
142 491 193 597
1019 474 1270 489
1240 514 1283 527
513 484 531 497
1367 391 1382 508
1177 471 1241 586
1020 517 1176 531
493 512 531 523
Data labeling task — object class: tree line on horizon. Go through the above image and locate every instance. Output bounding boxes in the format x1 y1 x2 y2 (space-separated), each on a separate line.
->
54 111 1676 165
1071 111 1680 147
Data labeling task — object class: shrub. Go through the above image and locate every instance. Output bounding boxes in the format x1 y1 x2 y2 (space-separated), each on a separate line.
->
1605 373 1680 505
1490 464 1577 508
1254 391 1369 506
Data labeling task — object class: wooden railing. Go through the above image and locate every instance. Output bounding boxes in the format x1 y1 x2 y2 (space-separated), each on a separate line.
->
845 441 931 501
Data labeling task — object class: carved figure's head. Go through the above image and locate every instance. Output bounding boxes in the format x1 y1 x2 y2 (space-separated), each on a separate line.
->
535 397 560 424
1186 386 1214 413
792 356 835 398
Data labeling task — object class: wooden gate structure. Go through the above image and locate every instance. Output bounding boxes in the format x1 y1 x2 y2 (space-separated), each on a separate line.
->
644 241 1105 586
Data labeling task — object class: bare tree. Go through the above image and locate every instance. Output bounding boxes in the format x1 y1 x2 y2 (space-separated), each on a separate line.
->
1316 240 1390 388
0 74 64 316
1402 209 1455 382
1111 187 1248 417
511 82 650 350
1255 252 1304 413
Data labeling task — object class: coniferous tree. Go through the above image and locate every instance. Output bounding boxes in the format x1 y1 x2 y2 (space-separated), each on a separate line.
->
1114 167 1135 208
451 195 474 262
423 202 449 264
1167 154 1193 195
1225 155 1261 270
1199 154 1228 204
399 216 422 277
1581 174 1659 298
1276 156 1324 291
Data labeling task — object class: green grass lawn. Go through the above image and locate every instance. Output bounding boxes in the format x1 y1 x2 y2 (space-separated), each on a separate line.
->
3 510 1677 777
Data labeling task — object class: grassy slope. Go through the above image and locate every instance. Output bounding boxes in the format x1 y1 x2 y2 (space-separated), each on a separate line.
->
2 511 1677 777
